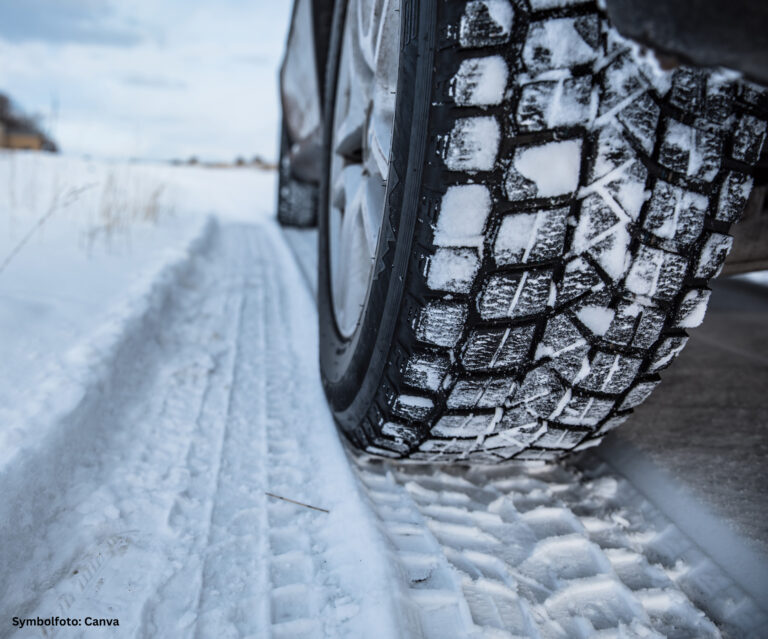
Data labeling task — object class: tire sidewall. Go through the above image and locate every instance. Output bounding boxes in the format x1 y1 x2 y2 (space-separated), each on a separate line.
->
318 0 436 436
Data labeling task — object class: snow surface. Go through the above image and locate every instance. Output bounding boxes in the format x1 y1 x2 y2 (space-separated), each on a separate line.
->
1 153 766 637
512 139 581 198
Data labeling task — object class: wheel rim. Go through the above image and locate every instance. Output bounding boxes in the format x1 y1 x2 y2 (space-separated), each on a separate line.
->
329 0 401 338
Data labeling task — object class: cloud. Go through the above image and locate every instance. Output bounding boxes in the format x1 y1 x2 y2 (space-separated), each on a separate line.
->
0 0 144 47
122 74 187 90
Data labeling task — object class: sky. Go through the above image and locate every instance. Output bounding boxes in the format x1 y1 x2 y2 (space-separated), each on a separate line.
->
0 0 293 162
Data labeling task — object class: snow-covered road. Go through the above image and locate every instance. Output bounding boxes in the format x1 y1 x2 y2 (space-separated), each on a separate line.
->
1 157 766 637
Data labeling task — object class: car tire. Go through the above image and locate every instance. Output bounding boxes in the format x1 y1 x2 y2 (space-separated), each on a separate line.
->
318 0 768 463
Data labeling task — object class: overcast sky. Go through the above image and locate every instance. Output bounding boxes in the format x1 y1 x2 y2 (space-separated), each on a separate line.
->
0 0 292 162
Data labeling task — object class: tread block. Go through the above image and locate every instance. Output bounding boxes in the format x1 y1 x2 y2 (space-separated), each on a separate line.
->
619 381 659 410
694 233 732 279
522 16 600 73
426 247 481 293
616 93 659 155
579 352 642 394
558 395 614 426
382 421 422 445
731 114 767 164
461 325 536 371
648 336 688 372
517 76 594 131
675 288 711 328
478 269 553 320
392 394 435 421
434 184 492 247
444 116 500 172
505 139 582 201
572 194 631 281
452 56 508 107
625 245 687 302
595 413 630 436
415 301 468 347
447 376 516 410
558 257 603 304
716 172 753 223
537 314 590 383
599 52 647 117
404 352 451 392
509 366 566 417
659 119 722 181
603 301 664 349
494 206 569 266
667 68 706 114
534 425 587 449
432 413 495 438
643 182 707 248
459 0 514 49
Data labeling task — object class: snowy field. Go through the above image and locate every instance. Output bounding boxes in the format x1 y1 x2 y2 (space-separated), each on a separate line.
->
1 152 767 638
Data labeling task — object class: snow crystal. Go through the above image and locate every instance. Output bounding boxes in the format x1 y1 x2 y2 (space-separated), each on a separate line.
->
523 17 599 73
507 139 582 200
434 184 491 247
459 0 514 48
426 248 480 293
453 56 508 107
444 117 500 172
